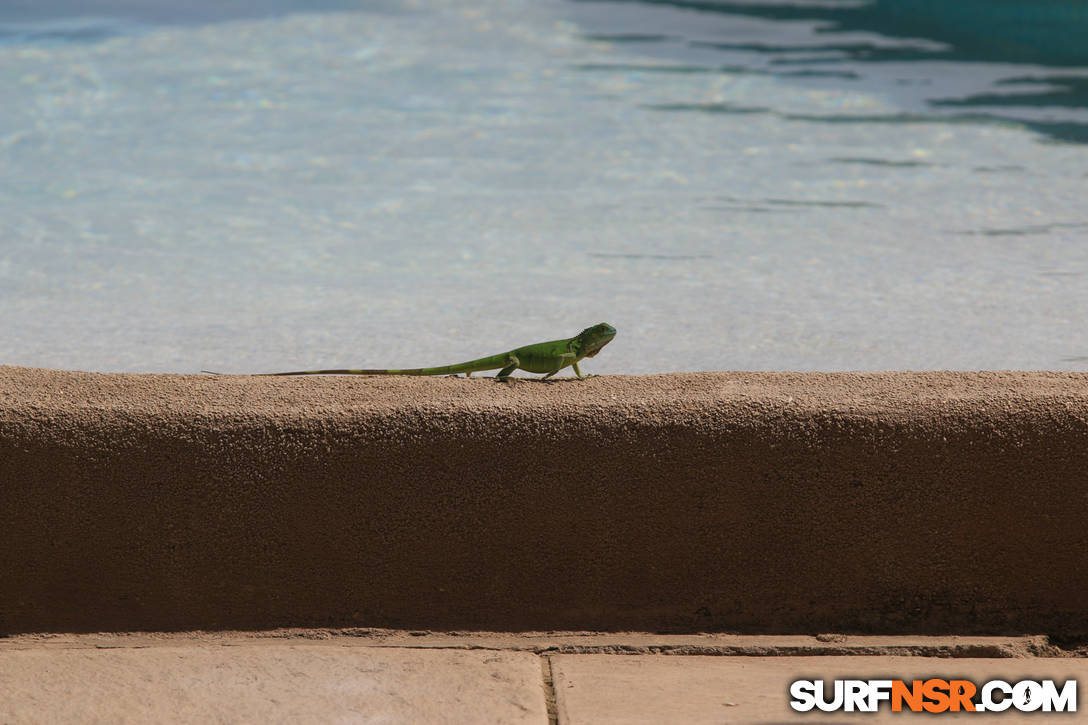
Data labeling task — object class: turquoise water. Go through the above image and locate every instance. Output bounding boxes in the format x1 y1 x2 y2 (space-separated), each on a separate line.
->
2 0 1087 374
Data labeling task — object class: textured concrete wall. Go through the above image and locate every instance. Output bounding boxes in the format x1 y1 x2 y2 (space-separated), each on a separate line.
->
2 366 1087 635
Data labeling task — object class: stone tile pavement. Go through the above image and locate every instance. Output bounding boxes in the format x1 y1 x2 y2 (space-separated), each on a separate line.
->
1 632 1084 723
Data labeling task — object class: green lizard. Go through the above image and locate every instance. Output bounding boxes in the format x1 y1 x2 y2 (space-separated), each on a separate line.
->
203 323 616 380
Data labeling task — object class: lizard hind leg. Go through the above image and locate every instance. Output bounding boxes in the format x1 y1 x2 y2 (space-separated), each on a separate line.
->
495 354 520 381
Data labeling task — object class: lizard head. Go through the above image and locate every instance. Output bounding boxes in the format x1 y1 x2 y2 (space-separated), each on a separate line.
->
575 322 617 358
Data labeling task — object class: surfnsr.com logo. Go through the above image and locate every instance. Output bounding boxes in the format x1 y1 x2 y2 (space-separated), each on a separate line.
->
790 678 1077 713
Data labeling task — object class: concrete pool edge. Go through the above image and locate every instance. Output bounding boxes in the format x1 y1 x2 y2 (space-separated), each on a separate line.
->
2 365 1087 635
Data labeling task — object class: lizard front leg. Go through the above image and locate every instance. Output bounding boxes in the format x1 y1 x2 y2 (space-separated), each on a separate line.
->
571 361 595 380
542 353 579 380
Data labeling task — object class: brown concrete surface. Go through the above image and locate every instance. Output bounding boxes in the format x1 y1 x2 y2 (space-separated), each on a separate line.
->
552 654 1088 724
1 631 1056 658
2 366 1088 634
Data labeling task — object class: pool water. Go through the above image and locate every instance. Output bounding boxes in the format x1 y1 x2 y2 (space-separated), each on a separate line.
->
2 0 1087 374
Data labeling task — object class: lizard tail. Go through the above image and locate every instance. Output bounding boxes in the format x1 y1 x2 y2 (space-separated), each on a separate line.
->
206 355 509 377
256 368 435 376
255 355 511 376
